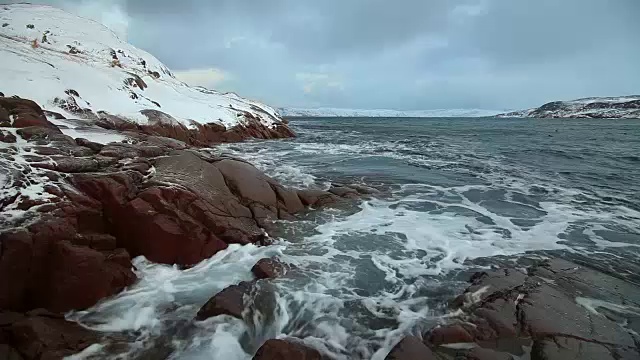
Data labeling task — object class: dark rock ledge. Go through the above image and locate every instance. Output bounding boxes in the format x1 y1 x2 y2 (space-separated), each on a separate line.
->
0 95 371 359
387 258 640 360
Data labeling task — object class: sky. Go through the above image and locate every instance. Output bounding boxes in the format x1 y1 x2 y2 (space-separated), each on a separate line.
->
8 0 640 110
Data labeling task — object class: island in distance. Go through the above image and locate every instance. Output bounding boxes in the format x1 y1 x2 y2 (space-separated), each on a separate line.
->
497 95 640 119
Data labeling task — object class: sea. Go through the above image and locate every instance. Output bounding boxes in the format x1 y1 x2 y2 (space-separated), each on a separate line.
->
68 117 640 360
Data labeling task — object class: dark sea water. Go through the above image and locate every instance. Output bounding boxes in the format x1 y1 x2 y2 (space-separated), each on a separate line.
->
69 117 640 360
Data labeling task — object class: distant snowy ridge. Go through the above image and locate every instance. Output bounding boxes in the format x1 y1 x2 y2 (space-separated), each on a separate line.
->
278 107 504 118
497 95 640 119
0 4 284 131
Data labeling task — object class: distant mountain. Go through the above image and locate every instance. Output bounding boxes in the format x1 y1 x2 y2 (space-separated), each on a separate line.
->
497 96 640 119
278 107 504 118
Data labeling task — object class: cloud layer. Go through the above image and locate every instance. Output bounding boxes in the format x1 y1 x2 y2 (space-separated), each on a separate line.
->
8 0 640 110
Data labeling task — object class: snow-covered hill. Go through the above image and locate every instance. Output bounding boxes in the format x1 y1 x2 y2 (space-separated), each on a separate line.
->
497 96 640 119
278 107 504 118
0 4 286 133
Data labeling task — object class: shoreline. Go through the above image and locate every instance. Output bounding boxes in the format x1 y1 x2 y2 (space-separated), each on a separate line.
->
1 97 639 359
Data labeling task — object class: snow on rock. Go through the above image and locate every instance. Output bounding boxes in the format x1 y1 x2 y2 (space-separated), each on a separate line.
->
0 4 286 133
497 95 640 119
278 107 504 118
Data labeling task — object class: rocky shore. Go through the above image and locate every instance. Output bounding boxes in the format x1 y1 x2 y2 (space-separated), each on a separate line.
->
0 95 369 359
385 258 640 360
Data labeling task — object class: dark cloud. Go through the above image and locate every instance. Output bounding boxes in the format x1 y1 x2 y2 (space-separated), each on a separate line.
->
7 0 640 110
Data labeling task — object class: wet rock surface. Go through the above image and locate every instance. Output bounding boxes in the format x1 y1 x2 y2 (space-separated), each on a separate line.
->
393 258 640 360
252 257 290 279
196 280 276 322
253 339 323 360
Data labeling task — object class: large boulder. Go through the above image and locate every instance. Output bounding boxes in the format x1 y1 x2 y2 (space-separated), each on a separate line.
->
72 150 318 266
252 258 290 280
196 281 255 320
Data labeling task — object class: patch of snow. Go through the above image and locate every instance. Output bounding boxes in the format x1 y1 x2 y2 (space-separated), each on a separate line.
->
0 128 58 224
52 117 127 144
279 107 504 118
0 4 282 130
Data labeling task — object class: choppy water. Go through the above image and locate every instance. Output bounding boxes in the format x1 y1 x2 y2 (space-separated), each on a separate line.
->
69 117 640 360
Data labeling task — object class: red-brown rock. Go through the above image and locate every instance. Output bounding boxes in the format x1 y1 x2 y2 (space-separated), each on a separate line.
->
252 258 289 279
45 240 135 312
1 311 99 360
385 336 436 360
0 97 60 131
197 280 276 322
196 281 254 320
253 339 322 360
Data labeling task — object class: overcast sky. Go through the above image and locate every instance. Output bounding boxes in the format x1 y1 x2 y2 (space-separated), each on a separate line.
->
12 0 640 110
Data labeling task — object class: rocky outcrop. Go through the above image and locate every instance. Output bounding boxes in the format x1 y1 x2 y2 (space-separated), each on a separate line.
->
0 95 362 357
389 258 640 360
1 143 351 312
498 95 640 119
0 123 347 312
96 109 295 147
0 97 60 130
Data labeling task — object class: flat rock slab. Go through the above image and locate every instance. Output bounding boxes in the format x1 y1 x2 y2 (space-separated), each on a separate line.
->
424 258 640 360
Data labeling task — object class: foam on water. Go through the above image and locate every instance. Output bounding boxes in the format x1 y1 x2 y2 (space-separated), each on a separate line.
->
68 244 284 359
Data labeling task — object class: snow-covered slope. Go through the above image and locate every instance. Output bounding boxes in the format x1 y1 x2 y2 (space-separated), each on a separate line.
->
497 96 640 119
278 107 503 118
0 4 283 130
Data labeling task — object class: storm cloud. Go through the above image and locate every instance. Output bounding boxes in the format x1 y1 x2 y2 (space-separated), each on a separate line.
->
10 0 640 110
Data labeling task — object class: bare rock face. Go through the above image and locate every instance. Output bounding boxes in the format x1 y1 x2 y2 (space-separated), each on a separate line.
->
95 109 296 147
420 258 640 360
253 339 323 360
